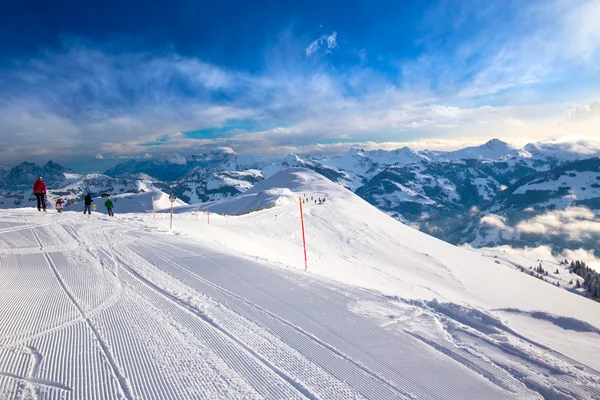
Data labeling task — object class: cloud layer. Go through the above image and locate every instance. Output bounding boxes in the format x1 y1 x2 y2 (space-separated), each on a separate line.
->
0 0 599 164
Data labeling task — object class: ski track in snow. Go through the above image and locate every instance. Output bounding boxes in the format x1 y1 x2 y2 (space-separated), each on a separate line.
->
0 210 598 399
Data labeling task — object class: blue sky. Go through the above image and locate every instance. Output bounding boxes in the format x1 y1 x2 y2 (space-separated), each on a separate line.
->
0 0 599 168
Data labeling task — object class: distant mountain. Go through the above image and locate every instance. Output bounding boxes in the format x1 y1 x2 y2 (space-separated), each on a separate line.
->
437 139 519 161
446 157 600 257
2 160 72 189
488 157 600 213
2 139 599 259
522 140 600 163
171 167 264 203
104 159 194 181
104 149 241 181
0 161 154 209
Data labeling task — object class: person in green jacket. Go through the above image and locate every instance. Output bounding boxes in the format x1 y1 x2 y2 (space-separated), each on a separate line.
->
104 197 114 217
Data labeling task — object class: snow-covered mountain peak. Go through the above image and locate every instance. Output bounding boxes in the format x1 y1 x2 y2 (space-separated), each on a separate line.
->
441 138 517 161
282 153 306 166
481 138 509 150
347 147 366 157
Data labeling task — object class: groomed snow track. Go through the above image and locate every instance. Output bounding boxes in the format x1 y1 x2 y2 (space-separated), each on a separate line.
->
0 210 597 399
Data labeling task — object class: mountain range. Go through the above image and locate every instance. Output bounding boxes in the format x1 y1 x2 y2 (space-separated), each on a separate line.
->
1 138 599 260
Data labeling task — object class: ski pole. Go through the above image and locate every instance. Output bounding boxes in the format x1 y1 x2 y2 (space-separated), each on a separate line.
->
23 193 34 208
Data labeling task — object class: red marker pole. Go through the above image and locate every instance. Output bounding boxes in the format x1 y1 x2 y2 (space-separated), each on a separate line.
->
196 206 199 220
170 202 173 229
152 197 156 220
299 197 308 271
207 210 210 225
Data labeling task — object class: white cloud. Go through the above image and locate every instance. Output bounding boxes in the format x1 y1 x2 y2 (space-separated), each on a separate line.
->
167 154 187 165
305 32 338 56
567 100 600 121
516 207 600 241
411 0 600 98
0 24 599 162
95 153 104 159
480 214 509 230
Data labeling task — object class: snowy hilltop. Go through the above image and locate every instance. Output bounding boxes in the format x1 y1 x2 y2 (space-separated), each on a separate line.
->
0 167 599 399
2 138 599 268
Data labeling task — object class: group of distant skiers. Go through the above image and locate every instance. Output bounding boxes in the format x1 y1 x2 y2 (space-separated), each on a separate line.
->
32 177 114 216
302 195 327 205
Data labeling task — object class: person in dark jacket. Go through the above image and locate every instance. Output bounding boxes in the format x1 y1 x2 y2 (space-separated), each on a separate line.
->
83 193 93 215
104 197 114 217
32 177 47 212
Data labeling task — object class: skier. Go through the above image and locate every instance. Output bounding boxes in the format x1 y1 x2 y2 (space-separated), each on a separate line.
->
55 198 64 213
83 193 93 215
104 196 114 217
32 177 47 212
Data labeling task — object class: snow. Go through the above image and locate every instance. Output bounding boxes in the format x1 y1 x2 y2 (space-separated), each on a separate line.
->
372 182 435 207
513 170 600 201
436 139 519 161
0 167 598 399
473 177 498 200
68 190 187 213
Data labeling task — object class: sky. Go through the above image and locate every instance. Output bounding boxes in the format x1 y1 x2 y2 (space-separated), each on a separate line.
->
0 0 599 169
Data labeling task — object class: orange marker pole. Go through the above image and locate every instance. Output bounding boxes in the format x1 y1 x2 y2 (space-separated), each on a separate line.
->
299 197 308 271
207 209 210 225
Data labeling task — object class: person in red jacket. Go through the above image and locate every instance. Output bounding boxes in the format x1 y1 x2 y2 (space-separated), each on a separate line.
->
32 176 47 212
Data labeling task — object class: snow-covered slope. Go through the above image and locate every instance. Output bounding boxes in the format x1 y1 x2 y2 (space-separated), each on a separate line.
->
1 168 599 398
3 138 600 259
437 139 519 161
69 190 186 214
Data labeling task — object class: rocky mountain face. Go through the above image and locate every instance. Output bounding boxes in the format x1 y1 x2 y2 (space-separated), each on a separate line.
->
2 161 72 189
